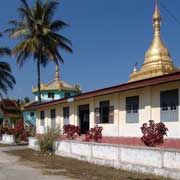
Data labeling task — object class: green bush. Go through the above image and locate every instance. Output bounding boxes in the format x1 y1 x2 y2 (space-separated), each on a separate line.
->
38 127 60 155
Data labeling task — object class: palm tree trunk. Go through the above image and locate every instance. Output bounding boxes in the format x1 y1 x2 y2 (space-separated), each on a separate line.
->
37 59 41 104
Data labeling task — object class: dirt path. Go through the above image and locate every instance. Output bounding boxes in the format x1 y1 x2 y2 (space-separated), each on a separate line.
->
0 146 72 180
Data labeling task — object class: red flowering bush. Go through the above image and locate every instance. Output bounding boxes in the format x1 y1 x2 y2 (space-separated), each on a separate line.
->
141 120 168 147
12 120 28 142
0 119 35 142
0 126 13 135
0 120 13 135
63 124 81 140
85 125 103 143
12 120 35 142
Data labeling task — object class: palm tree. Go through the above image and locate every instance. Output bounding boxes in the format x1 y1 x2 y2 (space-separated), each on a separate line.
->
0 33 16 98
6 0 72 103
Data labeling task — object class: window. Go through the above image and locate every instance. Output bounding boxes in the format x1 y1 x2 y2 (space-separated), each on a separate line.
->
40 111 44 126
0 118 3 125
50 109 56 128
100 101 110 123
48 92 55 99
64 92 71 98
126 96 139 123
160 89 179 122
30 112 34 117
63 107 70 125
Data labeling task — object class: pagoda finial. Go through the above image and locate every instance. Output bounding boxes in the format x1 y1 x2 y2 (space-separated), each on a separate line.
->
55 64 60 81
129 0 178 82
153 0 161 36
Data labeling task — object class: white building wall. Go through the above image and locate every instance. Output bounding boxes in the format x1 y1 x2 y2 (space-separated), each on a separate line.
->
93 94 119 136
118 87 151 137
35 81 180 139
151 82 180 138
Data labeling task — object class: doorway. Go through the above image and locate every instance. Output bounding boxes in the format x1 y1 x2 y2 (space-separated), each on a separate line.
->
79 105 89 134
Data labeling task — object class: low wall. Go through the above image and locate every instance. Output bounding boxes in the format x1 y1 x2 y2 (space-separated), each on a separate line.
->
54 140 180 180
28 137 180 179
28 137 39 150
0 134 15 145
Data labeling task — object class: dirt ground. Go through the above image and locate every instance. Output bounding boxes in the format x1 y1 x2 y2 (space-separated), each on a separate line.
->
0 146 71 180
5 147 172 180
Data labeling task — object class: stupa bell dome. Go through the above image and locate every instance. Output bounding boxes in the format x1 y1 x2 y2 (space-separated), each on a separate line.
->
130 0 179 82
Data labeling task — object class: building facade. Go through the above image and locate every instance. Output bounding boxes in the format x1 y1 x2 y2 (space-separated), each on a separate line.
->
23 65 81 126
0 99 22 126
25 1 180 139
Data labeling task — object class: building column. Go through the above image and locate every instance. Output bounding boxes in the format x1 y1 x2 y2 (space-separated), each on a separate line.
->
90 98 95 129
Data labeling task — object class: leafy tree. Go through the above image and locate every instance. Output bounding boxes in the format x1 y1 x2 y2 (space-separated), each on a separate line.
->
0 33 16 97
23 96 30 103
6 0 72 103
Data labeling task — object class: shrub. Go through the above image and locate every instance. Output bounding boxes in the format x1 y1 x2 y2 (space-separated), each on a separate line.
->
0 119 35 142
0 126 13 135
12 119 29 142
25 125 36 137
63 124 81 140
141 120 168 147
0 120 13 135
38 127 60 154
85 125 103 143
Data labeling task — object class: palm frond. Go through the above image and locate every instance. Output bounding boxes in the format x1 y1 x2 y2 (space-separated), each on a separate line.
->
0 48 11 56
6 0 72 101
51 32 72 46
50 20 68 32
20 0 30 10
0 62 16 96
44 0 59 21
11 28 29 39
8 20 25 27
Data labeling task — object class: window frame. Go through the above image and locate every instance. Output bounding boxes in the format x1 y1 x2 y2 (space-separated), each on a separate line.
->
126 96 139 123
48 92 55 99
50 109 56 128
40 111 45 126
30 112 35 117
160 89 179 122
50 109 56 119
63 107 70 125
63 107 70 119
64 92 71 98
99 100 110 124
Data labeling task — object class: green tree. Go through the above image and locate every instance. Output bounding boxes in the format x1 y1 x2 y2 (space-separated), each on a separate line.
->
23 96 30 103
0 33 16 98
6 0 72 103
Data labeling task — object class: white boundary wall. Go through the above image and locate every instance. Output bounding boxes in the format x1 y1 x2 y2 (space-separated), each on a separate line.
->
0 134 15 145
28 137 180 179
54 140 180 180
28 137 39 150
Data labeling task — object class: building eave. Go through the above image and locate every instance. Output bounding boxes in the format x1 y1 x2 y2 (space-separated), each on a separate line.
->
25 72 180 111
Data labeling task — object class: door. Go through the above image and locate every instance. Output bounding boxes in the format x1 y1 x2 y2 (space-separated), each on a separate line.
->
79 105 89 134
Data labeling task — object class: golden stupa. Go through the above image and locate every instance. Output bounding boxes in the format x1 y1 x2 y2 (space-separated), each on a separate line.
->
130 0 179 82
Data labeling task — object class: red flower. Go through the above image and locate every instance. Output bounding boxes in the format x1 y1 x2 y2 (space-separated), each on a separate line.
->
141 120 168 147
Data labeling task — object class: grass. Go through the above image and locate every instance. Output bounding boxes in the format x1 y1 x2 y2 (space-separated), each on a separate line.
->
0 143 12 147
6 149 171 180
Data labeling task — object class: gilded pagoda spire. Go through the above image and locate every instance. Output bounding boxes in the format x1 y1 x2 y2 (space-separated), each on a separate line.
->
153 0 161 35
32 63 81 93
144 0 171 65
129 0 178 82
55 64 60 81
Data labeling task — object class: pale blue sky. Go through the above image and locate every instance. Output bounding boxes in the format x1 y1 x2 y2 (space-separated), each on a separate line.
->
0 0 180 99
